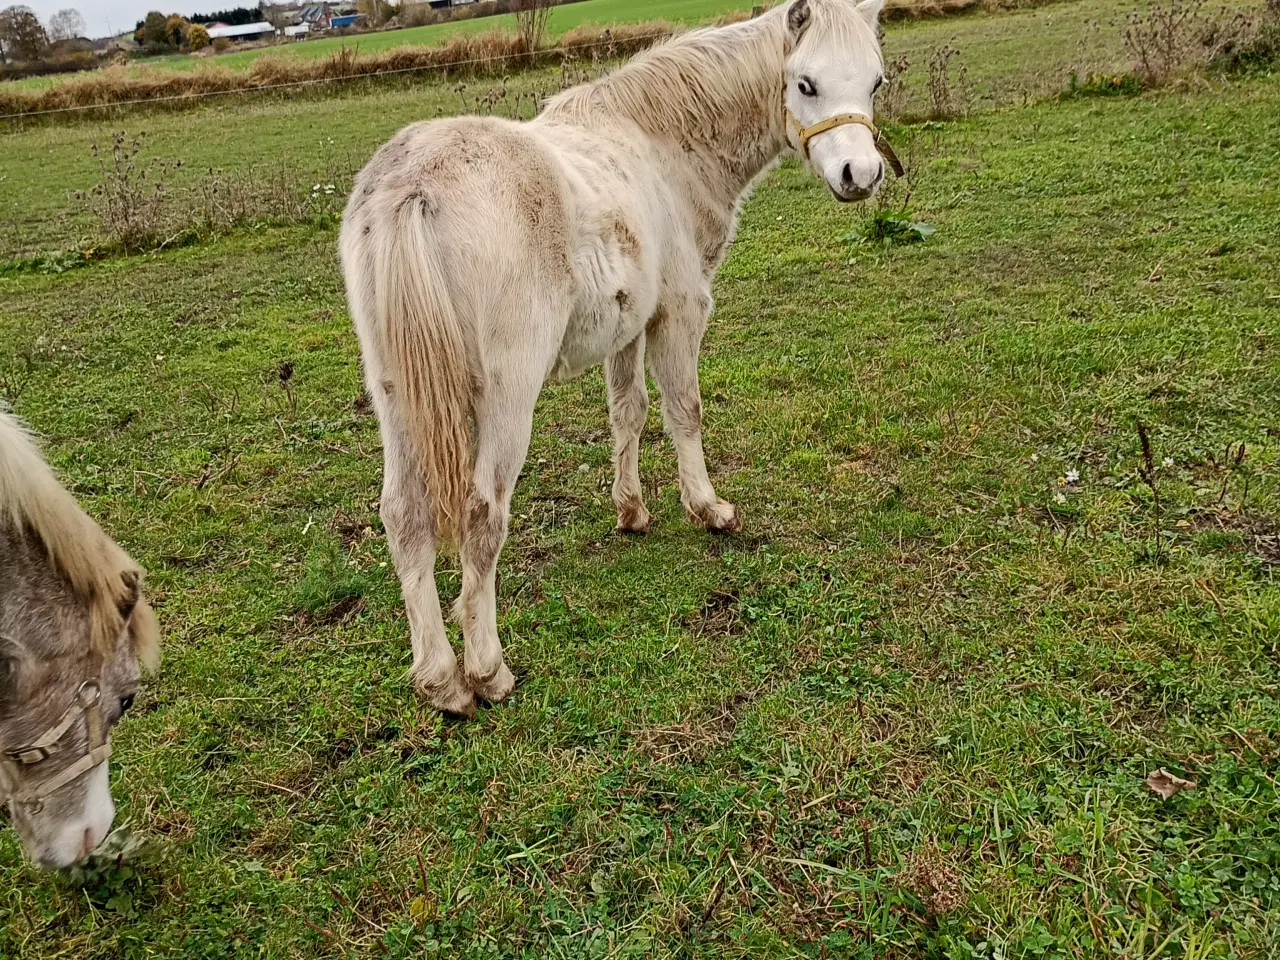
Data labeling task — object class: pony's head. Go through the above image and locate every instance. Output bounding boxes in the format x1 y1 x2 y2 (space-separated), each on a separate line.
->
783 0 888 202
0 413 159 868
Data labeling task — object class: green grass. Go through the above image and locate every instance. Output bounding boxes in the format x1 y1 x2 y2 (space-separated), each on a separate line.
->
2 0 1280 956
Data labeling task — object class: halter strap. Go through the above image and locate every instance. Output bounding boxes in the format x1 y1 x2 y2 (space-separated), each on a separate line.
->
1 678 111 813
784 107 905 178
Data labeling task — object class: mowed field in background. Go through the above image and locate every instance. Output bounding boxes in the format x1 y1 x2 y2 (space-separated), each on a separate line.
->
156 0 749 68
2 0 1279 956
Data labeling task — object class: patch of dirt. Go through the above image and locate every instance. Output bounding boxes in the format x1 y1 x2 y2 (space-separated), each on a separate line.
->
245 819 294 858
353 389 373 418
684 588 746 637
330 508 376 549
894 846 966 917
549 422 607 445
298 594 366 627
151 808 196 842
1190 509 1280 565
631 691 751 765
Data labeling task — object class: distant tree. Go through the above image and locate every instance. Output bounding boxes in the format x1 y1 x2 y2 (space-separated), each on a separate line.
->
189 7 259 26
47 7 85 40
165 13 191 45
259 3 291 32
186 22 210 49
135 10 169 46
356 0 400 27
0 5 49 61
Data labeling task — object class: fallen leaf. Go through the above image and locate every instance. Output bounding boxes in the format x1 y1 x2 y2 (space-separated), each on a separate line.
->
1146 768 1197 800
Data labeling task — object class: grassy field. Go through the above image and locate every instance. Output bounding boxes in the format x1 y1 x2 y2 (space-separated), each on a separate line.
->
0 0 1146 261
2 0 1280 956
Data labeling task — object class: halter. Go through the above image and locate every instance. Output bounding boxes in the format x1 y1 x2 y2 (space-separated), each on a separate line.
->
1 677 111 815
784 107 905 178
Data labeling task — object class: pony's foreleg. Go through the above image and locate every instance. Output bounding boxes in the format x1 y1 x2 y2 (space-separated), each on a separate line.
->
456 362 544 703
606 333 651 533
375 388 476 717
648 299 741 533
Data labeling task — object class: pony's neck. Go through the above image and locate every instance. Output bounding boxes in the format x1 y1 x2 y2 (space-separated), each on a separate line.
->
545 12 791 201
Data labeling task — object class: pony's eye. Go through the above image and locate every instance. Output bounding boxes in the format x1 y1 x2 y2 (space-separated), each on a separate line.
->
797 77 817 97
119 695 135 714
872 75 884 94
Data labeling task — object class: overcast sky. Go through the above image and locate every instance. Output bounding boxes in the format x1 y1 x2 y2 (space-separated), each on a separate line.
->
23 1 223 40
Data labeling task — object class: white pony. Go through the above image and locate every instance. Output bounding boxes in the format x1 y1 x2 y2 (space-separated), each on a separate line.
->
340 0 894 715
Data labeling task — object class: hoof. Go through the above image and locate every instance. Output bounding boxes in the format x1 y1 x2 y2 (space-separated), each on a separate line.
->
615 498 651 535
469 662 516 704
413 666 476 719
689 500 741 534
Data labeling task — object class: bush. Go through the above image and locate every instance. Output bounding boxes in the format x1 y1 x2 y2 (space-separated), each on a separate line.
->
925 41 971 119
0 51 98 80
1207 0 1280 74
186 23 210 51
212 36 231 52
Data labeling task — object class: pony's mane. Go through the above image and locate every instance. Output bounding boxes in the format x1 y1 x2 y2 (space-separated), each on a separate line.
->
541 0 881 138
0 411 158 666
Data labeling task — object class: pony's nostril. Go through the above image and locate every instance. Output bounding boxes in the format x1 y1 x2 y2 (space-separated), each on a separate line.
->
841 162 854 187
82 827 98 859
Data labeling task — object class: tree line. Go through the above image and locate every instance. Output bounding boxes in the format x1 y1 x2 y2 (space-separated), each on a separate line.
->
0 6 84 62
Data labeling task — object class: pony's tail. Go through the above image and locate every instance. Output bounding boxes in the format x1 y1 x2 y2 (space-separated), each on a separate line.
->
374 200 474 543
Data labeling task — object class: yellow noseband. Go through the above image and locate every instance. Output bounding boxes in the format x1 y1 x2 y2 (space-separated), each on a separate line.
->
784 108 905 178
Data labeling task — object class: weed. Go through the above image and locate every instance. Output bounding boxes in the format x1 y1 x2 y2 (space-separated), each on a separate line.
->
878 54 912 119
0 249 94 276
1117 0 1267 85
1063 70 1143 97
925 40 971 119
75 132 351 254
75 132 181 253
1206 0 1280 74
846 208 936 247
1122 0 1210 83
1135 421 1166 562
512 0 554 57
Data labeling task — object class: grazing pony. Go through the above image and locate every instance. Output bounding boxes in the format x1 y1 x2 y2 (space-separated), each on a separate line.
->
340 0 894 715
0 412 158 868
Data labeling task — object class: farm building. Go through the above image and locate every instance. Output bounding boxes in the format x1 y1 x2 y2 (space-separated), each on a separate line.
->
329 14 362 28
296 3 334 26
206 21 277 40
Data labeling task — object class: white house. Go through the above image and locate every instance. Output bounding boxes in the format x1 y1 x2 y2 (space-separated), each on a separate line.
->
206 21 276 40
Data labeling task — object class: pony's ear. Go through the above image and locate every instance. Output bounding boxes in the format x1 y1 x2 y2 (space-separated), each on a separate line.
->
128 598 160 671
854 0 885 28
787 0 811 38
117 568 141 620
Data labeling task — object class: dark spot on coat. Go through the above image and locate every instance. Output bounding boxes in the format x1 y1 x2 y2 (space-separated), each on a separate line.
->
610 216 641 259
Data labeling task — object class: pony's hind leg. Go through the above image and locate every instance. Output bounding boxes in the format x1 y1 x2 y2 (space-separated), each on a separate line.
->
376 387 476 717
648 298 741 533
606 334 651 533
456 359 546 703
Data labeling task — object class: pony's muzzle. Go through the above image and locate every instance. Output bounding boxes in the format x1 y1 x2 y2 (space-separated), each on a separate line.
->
833 158 883 202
